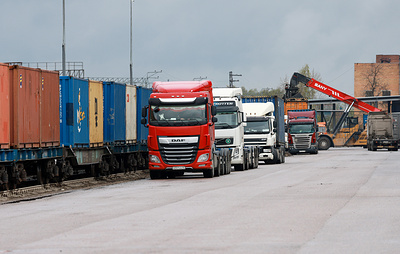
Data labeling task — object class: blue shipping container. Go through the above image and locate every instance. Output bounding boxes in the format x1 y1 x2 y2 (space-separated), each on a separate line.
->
242 97 274 103
136 86 152 144
103 82 126 144
59 76 90 147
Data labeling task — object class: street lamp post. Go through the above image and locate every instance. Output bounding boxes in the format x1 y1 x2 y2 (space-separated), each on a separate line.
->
62 0 66 76
130 0 134 85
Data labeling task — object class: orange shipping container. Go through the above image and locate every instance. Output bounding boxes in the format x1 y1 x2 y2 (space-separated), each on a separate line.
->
89 80 104 146
0 63 10 149
40 70 60 147
284 98 308 115
9 65 41 148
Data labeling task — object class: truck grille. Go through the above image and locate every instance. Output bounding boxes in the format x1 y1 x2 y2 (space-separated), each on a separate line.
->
158 136 199 165
244 138 267 146
215 137 234 146
293 135 311 149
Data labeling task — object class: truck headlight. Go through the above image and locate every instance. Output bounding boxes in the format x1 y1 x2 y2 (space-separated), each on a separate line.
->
149 154 161 163
232 148 240 158
197 153 209 162
263 148 272 153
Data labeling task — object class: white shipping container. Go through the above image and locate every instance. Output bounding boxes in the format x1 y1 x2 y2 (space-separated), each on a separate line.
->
126 85 137 142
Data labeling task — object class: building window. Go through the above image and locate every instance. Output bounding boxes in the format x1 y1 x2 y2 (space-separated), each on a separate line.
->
382 90 391 96
365 90 373 97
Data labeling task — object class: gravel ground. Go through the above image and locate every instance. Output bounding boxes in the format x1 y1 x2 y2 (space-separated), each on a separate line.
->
0 170 149 204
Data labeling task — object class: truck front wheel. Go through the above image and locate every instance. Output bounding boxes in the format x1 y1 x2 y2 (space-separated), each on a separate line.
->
203 168 214 178
204 154 217 178
150 170 161 179
318 136 331 150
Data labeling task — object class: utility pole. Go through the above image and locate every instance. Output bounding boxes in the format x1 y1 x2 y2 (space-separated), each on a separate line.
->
62 0 66 76
130 0 134 85
229 71 242 87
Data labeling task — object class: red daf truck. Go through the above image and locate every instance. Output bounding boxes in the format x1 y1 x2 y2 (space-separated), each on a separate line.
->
141 80 231 179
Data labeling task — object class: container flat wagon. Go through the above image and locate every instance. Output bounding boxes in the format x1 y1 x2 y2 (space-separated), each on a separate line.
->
0 64 150 189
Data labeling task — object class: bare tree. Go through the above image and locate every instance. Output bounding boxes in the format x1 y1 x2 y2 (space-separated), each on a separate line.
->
362 63 388 96
296 64 322 99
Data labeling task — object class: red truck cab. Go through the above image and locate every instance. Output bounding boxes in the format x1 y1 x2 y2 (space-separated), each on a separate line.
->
287 109 318 154
142 80 218 179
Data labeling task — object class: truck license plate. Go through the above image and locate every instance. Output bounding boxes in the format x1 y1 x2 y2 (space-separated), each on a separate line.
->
173 166 185 170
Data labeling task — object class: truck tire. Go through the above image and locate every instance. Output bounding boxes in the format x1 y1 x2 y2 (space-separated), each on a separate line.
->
248 148 254 169
249 150 254 169
150 170 161 179
244 151 250 170
203 168 214 178
204 153 217 178
254 148 259 168
221 150 228 175
220 153 225 175
272 148 280 164
280 148 285 163
226 152 232 174
215 156 221 177
318 136 331 150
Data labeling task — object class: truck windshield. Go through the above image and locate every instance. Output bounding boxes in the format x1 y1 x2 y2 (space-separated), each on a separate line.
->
289 123 315 134
215 112 239 129
244 121 270 134
149 105 207 126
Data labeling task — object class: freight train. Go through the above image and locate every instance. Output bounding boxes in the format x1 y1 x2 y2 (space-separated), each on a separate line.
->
0 63 151 189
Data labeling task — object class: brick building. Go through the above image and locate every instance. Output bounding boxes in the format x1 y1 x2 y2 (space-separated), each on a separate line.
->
354 54 400 98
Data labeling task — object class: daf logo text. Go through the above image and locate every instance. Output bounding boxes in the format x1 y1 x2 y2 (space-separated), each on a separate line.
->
171 139 185 142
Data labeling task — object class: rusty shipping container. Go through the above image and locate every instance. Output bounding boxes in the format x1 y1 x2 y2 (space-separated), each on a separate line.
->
284 98 309 115
9 65 41 148
40 70 60 147
0 63 10 149
88 80 104 146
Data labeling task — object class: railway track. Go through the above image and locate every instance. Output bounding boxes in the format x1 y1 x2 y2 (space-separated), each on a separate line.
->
1 170 149 204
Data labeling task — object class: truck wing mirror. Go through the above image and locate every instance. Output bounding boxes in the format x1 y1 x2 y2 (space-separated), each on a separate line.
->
273 120 277 128
142 106 148 117
212 116 218 123
141 118 147 125
211 105 217 116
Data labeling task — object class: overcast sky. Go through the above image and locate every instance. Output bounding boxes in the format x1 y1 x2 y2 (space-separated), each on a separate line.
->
1 0 399 95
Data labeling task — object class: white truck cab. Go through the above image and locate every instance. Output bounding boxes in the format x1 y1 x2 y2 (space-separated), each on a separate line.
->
213 88 256 170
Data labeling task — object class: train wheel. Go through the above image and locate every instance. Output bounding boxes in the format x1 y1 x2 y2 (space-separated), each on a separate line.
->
90 165 96 177
37 165 44 185
0 166 9 191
